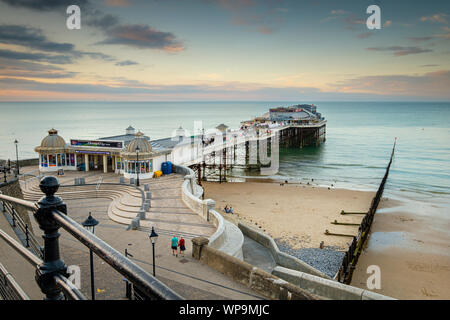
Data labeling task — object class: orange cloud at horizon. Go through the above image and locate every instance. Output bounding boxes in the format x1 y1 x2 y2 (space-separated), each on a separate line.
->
104 0 131 7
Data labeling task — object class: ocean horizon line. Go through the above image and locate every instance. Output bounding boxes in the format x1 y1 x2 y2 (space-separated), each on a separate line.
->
1 100 450 103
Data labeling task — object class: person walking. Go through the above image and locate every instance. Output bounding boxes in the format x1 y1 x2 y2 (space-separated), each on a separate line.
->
178 236 186 257
171 234 179 257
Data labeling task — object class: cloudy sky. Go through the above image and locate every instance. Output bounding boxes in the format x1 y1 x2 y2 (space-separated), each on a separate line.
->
0 0 449 101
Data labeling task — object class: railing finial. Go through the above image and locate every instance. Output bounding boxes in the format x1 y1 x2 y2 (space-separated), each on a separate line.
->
39 176 60 198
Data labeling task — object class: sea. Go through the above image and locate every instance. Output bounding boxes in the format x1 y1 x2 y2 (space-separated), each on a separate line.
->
1 101 449 250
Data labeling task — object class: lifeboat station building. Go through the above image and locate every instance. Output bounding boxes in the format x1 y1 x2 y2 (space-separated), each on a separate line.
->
34 126 190 180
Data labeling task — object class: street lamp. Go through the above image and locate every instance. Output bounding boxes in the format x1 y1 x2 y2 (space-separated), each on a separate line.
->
1 165 7 183
14 140 19 175
148 226 158 276
135 145 140 186
1 161 12 183
82 212 99 300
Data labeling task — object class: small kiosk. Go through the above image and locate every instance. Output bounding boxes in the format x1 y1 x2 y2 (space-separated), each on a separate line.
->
120 131 154 180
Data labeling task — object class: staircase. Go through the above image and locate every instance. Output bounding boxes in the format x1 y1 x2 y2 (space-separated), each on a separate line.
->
20 174 216 238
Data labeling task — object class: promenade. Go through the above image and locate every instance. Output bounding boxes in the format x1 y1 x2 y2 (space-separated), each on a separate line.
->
0 166 264 300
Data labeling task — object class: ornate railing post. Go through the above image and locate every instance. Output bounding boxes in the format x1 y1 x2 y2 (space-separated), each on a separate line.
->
34 176 68 300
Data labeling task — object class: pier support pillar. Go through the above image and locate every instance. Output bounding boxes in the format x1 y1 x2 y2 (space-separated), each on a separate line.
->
245 141 249 165
103 155 108 173
202 161 206 181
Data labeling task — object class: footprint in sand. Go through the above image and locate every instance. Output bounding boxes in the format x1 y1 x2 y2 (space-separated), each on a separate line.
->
421 287 438 297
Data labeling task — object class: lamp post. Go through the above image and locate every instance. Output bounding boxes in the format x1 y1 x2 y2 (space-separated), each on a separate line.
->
82 212 99 300
14 140 19 175
135 145 140 186
1 162 12 183
1 165 7 183
148 227 158 276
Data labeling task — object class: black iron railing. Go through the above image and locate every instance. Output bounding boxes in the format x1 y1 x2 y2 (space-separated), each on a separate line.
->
0 262 30 300
0 197 43 258
0 176 183 300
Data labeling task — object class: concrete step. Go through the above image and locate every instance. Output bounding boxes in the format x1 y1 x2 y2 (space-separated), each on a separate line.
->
107 209 132 225
26 184 141 198
23 189 123 201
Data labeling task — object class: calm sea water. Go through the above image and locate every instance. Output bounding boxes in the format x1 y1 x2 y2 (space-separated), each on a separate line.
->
1 101 449 216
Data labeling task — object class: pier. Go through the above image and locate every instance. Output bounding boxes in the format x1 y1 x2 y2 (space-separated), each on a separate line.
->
186 120 326 183
183 104 327 182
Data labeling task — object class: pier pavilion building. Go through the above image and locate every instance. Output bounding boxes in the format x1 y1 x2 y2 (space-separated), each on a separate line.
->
34 126 190 179
268 104 323 123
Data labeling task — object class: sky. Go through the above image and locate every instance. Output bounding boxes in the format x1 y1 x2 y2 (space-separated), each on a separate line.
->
0 0 449 101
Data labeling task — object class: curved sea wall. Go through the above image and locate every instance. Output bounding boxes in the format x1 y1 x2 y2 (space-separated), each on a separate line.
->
173 164 243 259
272 266 394 300
238 222 330 279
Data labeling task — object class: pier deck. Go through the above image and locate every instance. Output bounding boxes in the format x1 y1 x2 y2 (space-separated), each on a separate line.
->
181 121 326 182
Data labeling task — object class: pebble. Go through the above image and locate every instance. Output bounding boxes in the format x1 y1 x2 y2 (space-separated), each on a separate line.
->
275 239 345 278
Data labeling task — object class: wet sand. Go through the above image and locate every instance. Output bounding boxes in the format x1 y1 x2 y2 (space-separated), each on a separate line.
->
351 204 450 300
203 180 376 250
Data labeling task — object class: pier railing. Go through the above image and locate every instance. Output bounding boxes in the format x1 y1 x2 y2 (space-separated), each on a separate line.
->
0 194 43 258
337 139 396 284
0 176 183 300
0 262 30 300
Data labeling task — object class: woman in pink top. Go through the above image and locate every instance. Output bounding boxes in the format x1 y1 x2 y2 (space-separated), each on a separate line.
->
178 236 186 257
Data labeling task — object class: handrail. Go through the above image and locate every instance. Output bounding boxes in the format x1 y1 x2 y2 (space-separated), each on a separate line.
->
2 200 43 257
0 194 38 211
0 228 41 266
50 209 183 300
0 262 30 300
0 228 87 300
96 176 103 191
54 274 86 300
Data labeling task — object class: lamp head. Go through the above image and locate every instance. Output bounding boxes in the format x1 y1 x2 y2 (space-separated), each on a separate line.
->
149 226 158 244
82 212 99 234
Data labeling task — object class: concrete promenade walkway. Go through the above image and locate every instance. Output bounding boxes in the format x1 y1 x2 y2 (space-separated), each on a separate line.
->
41 197 264 300
2 166 264 300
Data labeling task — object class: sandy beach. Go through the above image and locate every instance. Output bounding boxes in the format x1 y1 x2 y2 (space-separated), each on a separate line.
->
203 180 378 250
204 180 450 299
351 203 450 300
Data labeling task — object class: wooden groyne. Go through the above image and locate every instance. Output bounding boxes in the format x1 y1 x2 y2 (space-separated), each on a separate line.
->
336 139 396 284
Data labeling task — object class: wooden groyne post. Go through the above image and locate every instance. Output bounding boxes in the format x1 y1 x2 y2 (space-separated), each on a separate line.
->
337 139 397 284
